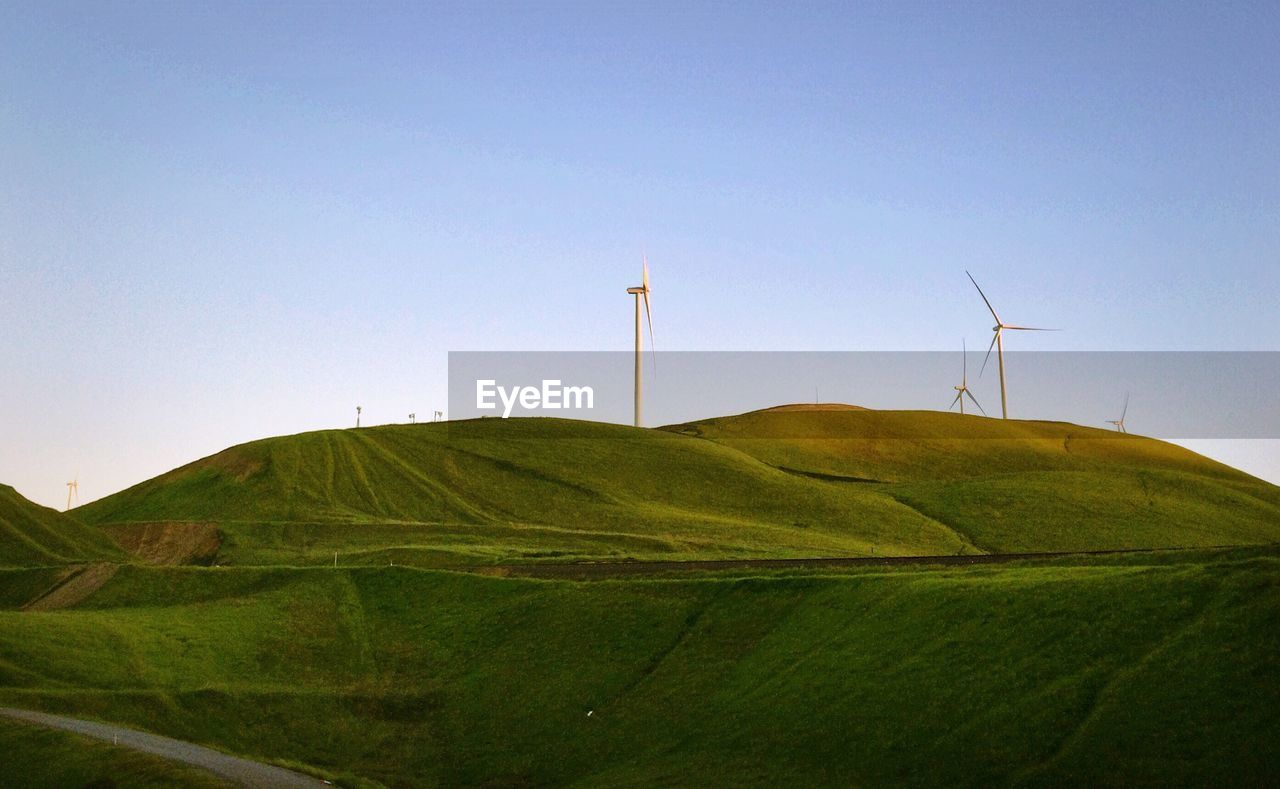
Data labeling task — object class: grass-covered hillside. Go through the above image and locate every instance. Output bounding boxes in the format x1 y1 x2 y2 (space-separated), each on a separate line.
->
74 418 973 564
6 410 1280 786
0 485 124 568
667 407 1280 553
0 548 1277 786
74 411 1280 566
0 717 229 788
666 406 1266 484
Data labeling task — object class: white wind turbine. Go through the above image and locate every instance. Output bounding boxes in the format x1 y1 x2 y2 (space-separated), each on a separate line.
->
625 257 655 427
65 474 78 512
1107 393 1130 433
967 271 1057 419
950 339 986 416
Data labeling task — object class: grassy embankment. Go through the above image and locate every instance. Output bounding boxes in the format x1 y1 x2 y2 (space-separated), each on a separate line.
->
0 547 1277 786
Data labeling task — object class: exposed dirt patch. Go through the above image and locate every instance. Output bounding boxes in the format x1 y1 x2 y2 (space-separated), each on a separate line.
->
23 563 118 611
103 522 221 565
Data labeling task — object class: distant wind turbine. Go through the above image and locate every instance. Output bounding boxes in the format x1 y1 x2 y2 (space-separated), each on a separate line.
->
65 475 78 511
625 256 655 427
1107 393 1130 433
433 410 444 422
967 271 1058 419
949 339 986 416
356 406 362 428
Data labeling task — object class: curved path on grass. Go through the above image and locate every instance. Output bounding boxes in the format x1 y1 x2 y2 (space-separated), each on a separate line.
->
0 707 327 788
479 546 1227 579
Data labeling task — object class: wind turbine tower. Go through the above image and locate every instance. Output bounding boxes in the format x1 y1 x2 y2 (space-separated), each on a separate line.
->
966 271 1056 419
356 406 362 428
433 410 444 422
625 257 655 427
65 476 78 512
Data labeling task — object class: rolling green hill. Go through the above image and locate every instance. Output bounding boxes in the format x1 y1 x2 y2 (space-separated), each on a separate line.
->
0 485 124 568
71 411 1280 567
664 406 1266 484
74 410 1280 566
6 410 1280 786
0 549 1277 786
74 418 974 565
666 407 1280 553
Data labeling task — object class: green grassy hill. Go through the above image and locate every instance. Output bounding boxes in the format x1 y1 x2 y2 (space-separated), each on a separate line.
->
664 406 1264 483
74 410 1280 566
666 407 1280 553
75 418 974 564
0 485 124 568
0 549 1277 786
6 410 1280 786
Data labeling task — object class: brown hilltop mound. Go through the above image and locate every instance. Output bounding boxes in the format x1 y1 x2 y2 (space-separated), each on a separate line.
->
757 403 870 412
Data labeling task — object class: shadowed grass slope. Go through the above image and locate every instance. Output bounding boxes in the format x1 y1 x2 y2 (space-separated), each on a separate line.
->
0 550 1276 786
0 485 125 568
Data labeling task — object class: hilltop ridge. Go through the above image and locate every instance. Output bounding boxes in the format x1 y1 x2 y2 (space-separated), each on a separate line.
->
69 409 1280 567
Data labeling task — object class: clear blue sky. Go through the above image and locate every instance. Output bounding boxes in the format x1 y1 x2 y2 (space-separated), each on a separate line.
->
3 1 1278 508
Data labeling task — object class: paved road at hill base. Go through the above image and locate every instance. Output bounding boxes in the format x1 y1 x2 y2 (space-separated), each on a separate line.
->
0 707 327 788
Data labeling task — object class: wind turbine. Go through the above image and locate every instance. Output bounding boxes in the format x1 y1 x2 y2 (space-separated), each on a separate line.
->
1107 393 1130 433
433 410 443 422
409 413 416 424
65 475 78 511
356 406 362 428
967 271 1056 419
625 257 655 427
949 339 986 416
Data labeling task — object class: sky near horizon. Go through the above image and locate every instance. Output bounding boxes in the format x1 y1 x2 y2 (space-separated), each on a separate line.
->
2 1 1278 509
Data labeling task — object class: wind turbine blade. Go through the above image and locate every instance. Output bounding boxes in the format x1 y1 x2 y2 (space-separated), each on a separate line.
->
980 330 998 377
1121 392 1129 421
950 391 962 410
966 271 1001 323
962 337 967 383
1002 325 1060 331
965 389 987 416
